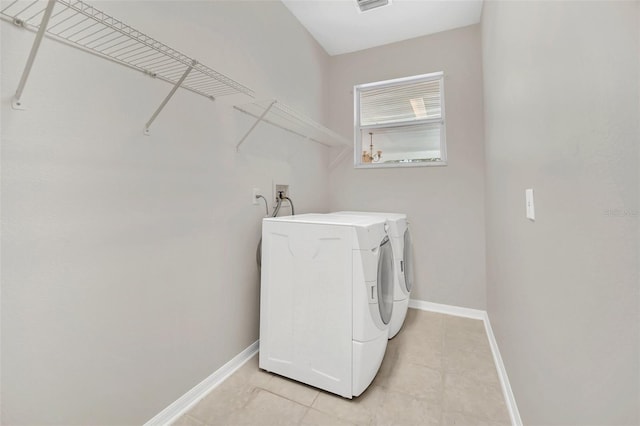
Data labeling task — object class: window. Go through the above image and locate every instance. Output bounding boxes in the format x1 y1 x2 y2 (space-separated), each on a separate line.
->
354 72 446 168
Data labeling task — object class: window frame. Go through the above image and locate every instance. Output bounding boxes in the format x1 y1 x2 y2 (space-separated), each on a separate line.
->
353 71 447 169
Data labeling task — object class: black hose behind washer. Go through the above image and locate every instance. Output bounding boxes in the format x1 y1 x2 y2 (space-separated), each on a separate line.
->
257 195 295 270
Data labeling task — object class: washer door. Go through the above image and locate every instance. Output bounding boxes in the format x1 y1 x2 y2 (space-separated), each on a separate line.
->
402 228 414 293
377 236 394 325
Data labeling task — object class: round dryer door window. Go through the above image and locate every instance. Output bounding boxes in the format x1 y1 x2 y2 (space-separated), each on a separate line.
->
377 236 394 325
403 229 414 293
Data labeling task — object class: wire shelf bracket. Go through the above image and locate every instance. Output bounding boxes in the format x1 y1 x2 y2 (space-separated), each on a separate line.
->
235 99 277 150
234 99 350 151
2 0 255 124
329 146 351 170
144 60 195 135
11 0 56 110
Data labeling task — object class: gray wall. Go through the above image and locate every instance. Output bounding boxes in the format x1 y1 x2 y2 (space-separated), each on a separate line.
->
328 25 487 309
482 1 639 424
1 1 332 424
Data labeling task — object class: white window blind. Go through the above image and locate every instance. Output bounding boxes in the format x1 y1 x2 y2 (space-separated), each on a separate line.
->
354 72 446 168
360 79 442 126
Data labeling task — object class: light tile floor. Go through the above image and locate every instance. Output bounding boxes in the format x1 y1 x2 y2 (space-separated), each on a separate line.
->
175 309 511 426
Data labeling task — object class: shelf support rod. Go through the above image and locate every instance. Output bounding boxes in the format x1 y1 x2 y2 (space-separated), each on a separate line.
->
329 146 350 170
12 0 56 110
235 100 277 151
144 60 196 135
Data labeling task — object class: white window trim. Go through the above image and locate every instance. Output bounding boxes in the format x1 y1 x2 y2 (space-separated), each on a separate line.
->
353 71 447 169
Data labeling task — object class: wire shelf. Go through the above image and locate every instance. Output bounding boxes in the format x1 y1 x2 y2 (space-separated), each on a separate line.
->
1 0 255 101
234 99 350 149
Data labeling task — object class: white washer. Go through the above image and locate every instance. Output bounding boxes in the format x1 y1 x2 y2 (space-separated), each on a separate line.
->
332 212 413 338
259 213 394 398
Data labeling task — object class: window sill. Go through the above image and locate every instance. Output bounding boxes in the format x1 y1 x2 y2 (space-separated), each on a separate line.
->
354 161 448 169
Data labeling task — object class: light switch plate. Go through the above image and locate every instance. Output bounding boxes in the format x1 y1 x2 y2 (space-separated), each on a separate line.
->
526 188 535 221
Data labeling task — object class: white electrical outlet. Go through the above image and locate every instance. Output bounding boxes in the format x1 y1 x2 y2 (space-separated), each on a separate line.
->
252 188 261 205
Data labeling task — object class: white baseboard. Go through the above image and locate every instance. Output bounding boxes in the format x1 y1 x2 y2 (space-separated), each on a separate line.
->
408 299 486 320
482 314 522 426
144 340 259 426
409 298 522 426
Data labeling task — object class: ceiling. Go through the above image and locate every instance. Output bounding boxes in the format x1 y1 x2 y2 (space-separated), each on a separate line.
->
280 0 483 56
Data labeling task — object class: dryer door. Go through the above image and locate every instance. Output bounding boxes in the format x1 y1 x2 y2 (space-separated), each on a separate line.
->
403 228 414 293
377 236 394 325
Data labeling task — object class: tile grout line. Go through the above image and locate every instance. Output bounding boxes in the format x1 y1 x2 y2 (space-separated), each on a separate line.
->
255 386 317 409
309 389 320 407
184 414 204 425
296 406 312 426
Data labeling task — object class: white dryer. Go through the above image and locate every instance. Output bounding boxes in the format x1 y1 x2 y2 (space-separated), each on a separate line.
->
259 214 394 398
332 212 413 338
